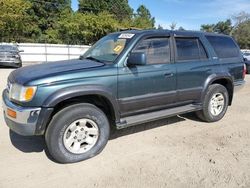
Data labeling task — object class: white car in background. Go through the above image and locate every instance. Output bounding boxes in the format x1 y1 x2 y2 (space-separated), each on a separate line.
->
241 50 250 74
242 50 250 61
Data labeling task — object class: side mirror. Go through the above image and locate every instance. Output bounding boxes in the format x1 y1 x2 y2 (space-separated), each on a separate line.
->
244 57 248 62
127 52 146 66
19 50 24 53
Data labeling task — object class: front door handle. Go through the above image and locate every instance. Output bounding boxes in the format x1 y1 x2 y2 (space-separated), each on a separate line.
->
164 73 174 78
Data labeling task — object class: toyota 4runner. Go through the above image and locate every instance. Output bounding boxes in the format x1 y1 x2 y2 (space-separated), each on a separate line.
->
2 30 246 163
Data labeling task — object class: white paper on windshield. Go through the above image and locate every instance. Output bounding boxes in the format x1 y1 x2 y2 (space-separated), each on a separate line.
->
118 33 135 39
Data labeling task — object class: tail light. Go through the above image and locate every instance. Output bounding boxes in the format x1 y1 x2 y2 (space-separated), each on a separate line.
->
243 64 246 79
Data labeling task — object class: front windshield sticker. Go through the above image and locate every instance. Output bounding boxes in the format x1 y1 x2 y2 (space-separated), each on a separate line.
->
118 33 135 39
113 45 123 53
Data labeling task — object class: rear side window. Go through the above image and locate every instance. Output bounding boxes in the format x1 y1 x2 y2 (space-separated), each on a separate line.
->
133 37 170 64
175 38 208 61
206 36 239 58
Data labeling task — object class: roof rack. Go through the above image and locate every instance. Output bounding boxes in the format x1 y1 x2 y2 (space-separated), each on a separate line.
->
119 27 142 31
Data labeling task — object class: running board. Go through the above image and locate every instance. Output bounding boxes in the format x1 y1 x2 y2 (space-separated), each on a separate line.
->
116 104 202 129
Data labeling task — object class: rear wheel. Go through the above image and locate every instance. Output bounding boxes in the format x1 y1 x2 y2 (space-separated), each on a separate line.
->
45 103 110 163
196 84 229 122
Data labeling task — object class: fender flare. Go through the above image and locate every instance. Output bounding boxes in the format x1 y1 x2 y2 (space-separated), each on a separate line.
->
42 85 120 122
200 73 234 103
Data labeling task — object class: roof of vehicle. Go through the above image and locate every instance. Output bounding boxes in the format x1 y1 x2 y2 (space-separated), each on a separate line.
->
113 29 230 38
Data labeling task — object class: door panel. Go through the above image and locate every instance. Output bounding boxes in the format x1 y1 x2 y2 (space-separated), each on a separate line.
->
174 37 215 103
118 64 176 115
118 37 177 116
176 61 214 102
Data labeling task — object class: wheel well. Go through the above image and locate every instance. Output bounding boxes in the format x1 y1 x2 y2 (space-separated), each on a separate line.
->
50 95 116 128
211 79 233 105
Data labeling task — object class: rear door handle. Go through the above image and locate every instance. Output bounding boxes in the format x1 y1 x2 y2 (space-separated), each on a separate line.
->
164 73 174 78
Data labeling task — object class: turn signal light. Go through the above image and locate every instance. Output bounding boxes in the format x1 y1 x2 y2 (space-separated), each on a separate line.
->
7 108 17 119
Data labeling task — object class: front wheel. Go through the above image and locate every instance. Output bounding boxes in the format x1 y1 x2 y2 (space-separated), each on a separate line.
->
196 84 229 122
45 103 110 163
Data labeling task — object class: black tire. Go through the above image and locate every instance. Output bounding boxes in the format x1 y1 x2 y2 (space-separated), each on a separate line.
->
196 84 229 122
45 103 110 163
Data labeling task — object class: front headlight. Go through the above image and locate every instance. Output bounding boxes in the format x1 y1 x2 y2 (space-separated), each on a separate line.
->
9 84 37 102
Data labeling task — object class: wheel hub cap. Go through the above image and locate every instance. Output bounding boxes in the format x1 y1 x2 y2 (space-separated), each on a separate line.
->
209 93 225 116
63 118 99 154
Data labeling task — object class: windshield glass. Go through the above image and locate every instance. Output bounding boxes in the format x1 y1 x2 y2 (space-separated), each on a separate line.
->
81 33 135 63
0 45 18 52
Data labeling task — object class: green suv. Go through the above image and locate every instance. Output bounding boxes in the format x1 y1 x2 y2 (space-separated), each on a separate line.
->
2 30 246 163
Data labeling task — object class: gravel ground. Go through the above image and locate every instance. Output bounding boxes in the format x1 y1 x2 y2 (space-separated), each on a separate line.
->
0 68 250 188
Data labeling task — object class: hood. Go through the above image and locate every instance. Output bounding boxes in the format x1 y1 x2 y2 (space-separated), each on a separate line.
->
8 59 104 85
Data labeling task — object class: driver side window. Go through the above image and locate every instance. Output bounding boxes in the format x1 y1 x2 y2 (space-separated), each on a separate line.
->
133 37 170 64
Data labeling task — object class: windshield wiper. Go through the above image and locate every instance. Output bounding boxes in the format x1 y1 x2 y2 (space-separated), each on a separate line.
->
85 56 103 63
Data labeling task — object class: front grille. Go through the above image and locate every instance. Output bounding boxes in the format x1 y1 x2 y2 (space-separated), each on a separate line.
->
0 53 16 59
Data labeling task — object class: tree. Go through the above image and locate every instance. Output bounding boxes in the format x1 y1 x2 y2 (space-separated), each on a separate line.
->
232 11 250 26
132 5 155 29
200 24 215 32
27 0 72 41
78 0 133 21
232 20 250 49
57 12 119 44
201 19 233 35
0 0 33 42
178 26 185 31
0 0 156 44
169 22 177 30
231 12 250 49
213 19 233 35
157 24 164 30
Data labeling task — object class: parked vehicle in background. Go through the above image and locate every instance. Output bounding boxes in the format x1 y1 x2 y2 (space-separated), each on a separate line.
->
244 59 250 74
0 44 23 68
242 50 250 61
2 30 246 163
241 50 250 74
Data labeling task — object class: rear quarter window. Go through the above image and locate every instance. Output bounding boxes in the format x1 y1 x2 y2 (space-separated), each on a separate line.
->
175 38 208 61
206 35 240 59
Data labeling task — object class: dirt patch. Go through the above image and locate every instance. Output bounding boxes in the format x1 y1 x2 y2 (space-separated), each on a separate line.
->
0 69 250 188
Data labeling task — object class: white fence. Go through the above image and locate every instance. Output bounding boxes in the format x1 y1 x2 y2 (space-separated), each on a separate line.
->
16 43 91 64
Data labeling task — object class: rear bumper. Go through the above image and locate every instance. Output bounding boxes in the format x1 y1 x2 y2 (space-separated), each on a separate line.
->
2 89 52 136
234 80 245 92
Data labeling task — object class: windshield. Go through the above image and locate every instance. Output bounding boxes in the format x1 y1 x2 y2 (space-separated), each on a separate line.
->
81 33 135 63
0 45 18 52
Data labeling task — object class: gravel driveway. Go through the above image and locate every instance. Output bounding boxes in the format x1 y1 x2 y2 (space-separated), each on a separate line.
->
0 68 250 188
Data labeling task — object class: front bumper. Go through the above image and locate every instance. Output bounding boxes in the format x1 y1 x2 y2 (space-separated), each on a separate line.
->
2 89 41 136
0 61 22 68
